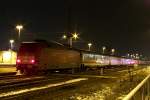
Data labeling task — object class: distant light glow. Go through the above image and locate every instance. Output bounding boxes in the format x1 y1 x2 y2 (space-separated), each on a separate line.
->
111 49 115 53
88 43 92 46
62 34 67 39
102 46 106 50
16 25 23 39
9 40 14 43
72 33 79 40
3 52 11 61
1 50 17 64
16 25 23 30
102 46 106 54
88 43 92 51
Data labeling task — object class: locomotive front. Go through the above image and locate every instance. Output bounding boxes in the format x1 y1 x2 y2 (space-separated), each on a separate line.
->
16 42 44 74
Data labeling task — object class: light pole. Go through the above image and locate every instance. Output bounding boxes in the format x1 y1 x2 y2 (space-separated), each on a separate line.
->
9 39 14 64
9 39 14 50
16 25 23 40
102 46 106 54
63 32 79 47
131 54 133 58
111 48 115 55
62 34 67 39
69 37 73 47
127 53 130 58
88 43 92 51
136 53 139 59
72 32 79 40
69 32 79 47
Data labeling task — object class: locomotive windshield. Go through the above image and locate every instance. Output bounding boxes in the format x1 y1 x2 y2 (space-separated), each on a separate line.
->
19 43 40 53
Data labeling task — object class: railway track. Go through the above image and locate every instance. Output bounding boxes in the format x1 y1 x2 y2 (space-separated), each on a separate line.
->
0 66 148 100
0 77 64 90
0 72 16 78
0 76 87 99
0 76 47 87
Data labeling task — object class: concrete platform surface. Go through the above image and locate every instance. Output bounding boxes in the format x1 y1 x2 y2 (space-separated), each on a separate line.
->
0 65 16 74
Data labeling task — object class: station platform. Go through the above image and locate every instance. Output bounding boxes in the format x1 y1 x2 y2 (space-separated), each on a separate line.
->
0 64 16 74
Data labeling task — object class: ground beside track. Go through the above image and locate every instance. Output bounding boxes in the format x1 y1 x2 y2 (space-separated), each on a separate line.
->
0 65 149 100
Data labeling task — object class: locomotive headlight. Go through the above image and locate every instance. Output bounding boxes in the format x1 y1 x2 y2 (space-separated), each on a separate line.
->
31 59 35 63
17 59 21 63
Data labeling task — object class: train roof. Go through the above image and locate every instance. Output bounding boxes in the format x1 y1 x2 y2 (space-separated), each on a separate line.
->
21 40 138 60
21 40 65 48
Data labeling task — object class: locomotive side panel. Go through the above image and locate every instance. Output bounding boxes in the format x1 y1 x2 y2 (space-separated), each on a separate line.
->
17 42 81 73
38 48 81 70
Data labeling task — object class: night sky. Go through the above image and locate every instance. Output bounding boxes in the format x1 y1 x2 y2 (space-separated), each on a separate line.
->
0 0 150 56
